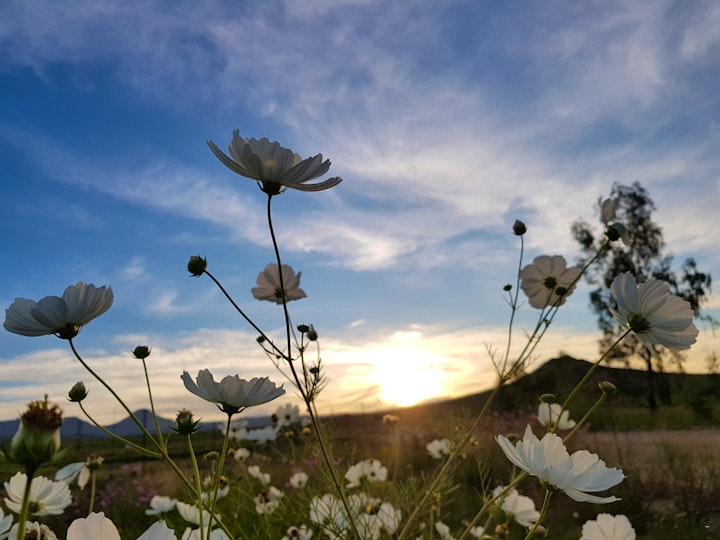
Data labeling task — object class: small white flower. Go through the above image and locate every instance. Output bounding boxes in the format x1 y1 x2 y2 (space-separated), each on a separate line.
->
55 455 102 489
67 512 175 540
309 494 348 536
581 513 636 540
231 424 280 443
4 473 71 516
520 255 581 309
176 502 214 526
435 521 457 540
344 459 388 489
610 272 699 351
468 525 485 538
207 130 341 194
254 486 283 515
537 403 576 431
4 282 113 339
426 438 452 459
282 524 314 540
491 486 540 528
233 447 251 461
247 465 271 485
8 521 57 540
289 471 309 488
145 495 178 515
496 426 624 503
275 403 301 426
181 369 285 416
252 263 307 304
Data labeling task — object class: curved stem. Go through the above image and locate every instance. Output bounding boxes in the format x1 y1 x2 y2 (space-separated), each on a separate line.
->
141 358 164 447
187 435 205 540
77 402 159 456
523 489 552 540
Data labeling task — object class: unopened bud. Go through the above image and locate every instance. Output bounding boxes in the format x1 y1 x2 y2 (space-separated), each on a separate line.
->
306 325 318 341
540 393 556 404
85 453 104 471
187 255 207 277
204 451 219 461
297 324 310 333
173 409 200 436
68 382 88 403
10 395 63 473
599 381 617 394
528 525 547 538
132 345 151 359
503 284 512 291
512 219 527 236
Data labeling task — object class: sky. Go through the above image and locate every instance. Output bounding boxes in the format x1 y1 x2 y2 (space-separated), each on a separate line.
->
1 0 718 425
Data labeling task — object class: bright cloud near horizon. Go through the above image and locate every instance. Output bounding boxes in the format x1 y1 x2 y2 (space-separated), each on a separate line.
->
1 1 718 424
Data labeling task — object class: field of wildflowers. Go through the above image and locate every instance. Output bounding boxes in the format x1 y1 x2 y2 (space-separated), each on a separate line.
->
1 132 708 540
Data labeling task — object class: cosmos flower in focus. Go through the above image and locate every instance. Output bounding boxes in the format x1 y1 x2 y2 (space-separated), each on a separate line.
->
207 130 341 195
581 513 636 540
537 403 576 431
519 255 581 309
4 282 113 339
610 272 699 351
4 473 72 516
496 426 624 503
181 369 285 416
252 263 307 304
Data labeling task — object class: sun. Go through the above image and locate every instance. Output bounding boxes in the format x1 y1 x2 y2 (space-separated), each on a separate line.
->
368 343 449 407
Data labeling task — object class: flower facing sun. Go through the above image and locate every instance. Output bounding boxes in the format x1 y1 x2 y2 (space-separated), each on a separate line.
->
496 426 624 503
207 130 342 195
519 255 581 309
4 282 113 339
181 369 285 416
610 272 698 351
252 263 307 304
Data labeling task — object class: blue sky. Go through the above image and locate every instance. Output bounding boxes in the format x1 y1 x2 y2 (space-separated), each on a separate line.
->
1 0 718 424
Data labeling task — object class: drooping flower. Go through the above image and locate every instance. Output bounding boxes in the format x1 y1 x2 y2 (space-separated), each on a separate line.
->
581 514 636 540
4 473 72 516
4 282 113 339
181 369 285 416
207 130 342 195
251 263 307 304
537 403 576 431
519 255 581 309
145 495 178 515
344 459 388 489
491 486 540 528
610 272 699 351
426 438 452 460
496 426 624 503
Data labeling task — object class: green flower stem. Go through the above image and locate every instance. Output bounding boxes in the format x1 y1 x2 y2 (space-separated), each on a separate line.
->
563 392 607 443
78 402 160 457
523 489 552 540
88 470 97 514
141 358 165 448
15 470 34 540
186 435 206 540
500 233 525 375
265 194 362 539
206 415 234 540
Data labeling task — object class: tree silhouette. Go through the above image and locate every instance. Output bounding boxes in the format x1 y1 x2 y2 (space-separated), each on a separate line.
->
572 181 715 410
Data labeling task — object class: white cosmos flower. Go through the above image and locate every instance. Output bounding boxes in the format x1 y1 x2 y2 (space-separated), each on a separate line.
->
537 403 576 431
145 495 178 515
610 272 699 351
181 527 230 540
176 502 214 526
207 130 341 195
344 459 388 489
274 403 301 426
309 494 348 536
0 508 13 539
281 525 313 540
376 502 402 535
8 521 57 540
254 486 283 515
247 465 271 485
4 473 71 516
581 514 636 540
4 282 113 339
289 471 309 488
251 263 307 304
496 426 624 503
519 255 581 309
426 438 452 459
181 369 285 416
233 447 251 461
468 525 485 538
67 512 176 540
435 521 457 540
491 486 540 528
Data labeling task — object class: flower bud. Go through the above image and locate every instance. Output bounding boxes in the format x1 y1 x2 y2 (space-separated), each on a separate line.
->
68 382 88 402
512 219 527 236
173 409 200 436
539 393 556 404
204 451 219 462
306 325 318 341
605 224 621 241
132 345 151 359
297 324 310 333
528 525 547 538
503 284 512 291
85 453 104 471
187 255 207 277
599 381 617 394
9 395 63 473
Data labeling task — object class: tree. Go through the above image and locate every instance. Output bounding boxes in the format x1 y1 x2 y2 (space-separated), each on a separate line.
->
572 181 715 410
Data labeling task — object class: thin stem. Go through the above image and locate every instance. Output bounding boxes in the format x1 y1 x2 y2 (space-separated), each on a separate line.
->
523 489 552 540
88 470 97 514
563 392 607 443
15 471 34 540
141 358 165 447
187 435 205 540
501 234 525 374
